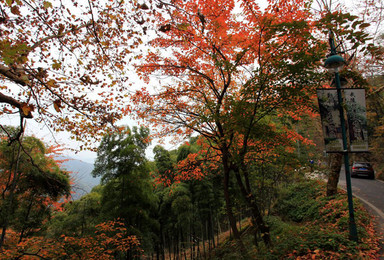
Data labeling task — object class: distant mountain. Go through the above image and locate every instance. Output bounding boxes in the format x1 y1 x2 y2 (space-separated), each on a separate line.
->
57 157 100 200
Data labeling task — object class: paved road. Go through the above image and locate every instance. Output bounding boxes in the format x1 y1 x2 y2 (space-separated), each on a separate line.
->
339 169 384 217
338 166 384 257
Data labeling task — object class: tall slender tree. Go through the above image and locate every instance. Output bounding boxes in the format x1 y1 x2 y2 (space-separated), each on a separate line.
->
92 126 158 254
133 0 327 248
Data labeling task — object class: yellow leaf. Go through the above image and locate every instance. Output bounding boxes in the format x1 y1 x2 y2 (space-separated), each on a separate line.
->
20 103 34 117
177 23 189 31
52 60 62 70
43 1 53 9
47 79 56 87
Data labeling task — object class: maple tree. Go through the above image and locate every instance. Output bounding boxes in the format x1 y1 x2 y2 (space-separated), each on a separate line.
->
0 128 70 249
132 0 330 249
0 0 148 148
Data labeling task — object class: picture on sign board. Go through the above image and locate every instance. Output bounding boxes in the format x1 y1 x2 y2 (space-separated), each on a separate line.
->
344 89 369 152
317 89 343 152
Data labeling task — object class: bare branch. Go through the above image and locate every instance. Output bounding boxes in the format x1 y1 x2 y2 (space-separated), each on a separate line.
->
0 65 29 86
30 22 93 51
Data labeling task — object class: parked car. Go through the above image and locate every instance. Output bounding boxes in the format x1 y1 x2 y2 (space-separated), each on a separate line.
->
351 162 375 179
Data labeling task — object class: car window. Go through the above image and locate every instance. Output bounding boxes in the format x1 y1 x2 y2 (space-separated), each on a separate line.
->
354 163 371 167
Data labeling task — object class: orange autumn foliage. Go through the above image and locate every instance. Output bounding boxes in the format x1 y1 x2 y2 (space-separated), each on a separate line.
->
132 0 327 156
0 220 142 259
157 127 308 186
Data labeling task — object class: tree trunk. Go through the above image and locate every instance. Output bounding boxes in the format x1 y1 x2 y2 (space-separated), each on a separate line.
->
326 153 343 197
223 163 244 248
19 196 34 243
168 233 172 260
210 208 215 248
234 169 271 247
216 213 220 247
0 142 23 249
160 224 165 260
202 222 206 258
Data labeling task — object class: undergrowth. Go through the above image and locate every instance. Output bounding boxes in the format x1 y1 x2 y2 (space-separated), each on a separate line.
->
209 180 381 259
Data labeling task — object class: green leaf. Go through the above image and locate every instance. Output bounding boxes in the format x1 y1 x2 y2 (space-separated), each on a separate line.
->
359 23 370 29
347 15 359 22
2 56 13 65
351 21 359 29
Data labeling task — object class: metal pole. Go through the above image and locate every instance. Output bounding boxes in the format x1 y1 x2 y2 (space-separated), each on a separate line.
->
329 35 358 242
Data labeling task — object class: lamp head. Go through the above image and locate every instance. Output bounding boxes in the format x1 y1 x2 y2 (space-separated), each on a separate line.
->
324 55 346 73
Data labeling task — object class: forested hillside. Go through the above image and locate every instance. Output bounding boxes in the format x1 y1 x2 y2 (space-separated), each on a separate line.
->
59 157 100 200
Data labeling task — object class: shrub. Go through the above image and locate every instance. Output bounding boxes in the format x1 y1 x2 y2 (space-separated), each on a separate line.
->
266 180 381 259
273 180 324 222
210 180 381 259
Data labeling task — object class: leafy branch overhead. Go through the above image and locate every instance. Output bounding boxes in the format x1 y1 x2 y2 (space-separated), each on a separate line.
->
0 0 146 147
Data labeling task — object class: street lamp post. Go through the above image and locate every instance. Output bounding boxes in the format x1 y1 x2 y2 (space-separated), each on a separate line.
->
324 33 358 242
